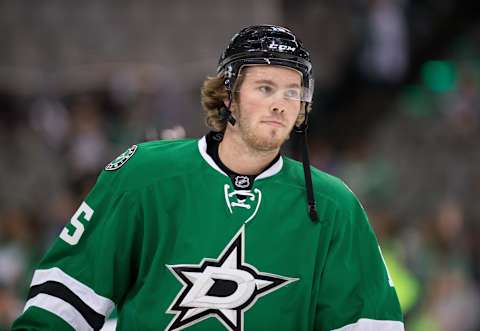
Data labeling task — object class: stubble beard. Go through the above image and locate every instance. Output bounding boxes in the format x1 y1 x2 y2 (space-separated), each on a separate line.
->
236 109 290 153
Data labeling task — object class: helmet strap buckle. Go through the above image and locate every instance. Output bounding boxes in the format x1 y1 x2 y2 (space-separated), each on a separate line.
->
221 83 236 127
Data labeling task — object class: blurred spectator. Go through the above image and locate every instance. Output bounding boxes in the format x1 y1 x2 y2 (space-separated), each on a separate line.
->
29 96 69 151
358 0 409 84
409 268 480 331
0 208 37 329
441 61 480 134
0 283 22 331
66 95 109 178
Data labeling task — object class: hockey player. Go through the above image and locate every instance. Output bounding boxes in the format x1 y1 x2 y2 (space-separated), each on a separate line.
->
12 25 404 330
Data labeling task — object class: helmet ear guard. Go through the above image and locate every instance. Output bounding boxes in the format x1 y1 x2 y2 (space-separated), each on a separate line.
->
221 75 236 126
217 24 318 222
294 105 309 134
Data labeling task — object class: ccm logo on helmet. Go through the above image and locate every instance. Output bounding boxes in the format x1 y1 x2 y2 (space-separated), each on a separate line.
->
268 41 296 52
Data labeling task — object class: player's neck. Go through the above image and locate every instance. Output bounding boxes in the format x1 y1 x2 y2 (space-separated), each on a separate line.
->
218 130 280 175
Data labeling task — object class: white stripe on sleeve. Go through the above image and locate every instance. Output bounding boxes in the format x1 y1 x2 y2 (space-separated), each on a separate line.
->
331 318 405 331
30 267 115 316
24 293 93 331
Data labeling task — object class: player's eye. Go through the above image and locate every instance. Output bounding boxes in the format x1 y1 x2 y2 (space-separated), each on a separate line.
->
284 89 301 100
258 85 274 95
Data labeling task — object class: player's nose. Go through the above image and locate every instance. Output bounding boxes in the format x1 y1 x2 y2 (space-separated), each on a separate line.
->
270 99 287 114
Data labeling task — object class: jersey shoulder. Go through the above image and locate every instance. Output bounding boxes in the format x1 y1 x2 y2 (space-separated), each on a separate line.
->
281 156 359 210
98 139 202 192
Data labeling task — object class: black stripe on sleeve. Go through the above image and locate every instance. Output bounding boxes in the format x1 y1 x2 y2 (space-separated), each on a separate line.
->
28 281 106 331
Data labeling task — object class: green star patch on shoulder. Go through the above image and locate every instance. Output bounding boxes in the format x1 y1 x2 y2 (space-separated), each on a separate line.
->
105 145 137 171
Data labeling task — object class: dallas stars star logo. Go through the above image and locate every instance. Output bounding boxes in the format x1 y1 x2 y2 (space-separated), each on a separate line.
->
165 226 298 331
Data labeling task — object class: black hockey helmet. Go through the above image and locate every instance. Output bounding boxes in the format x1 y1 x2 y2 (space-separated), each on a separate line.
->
217 25 314 99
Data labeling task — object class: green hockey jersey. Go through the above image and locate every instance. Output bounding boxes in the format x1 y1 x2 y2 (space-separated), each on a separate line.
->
12 136 404 331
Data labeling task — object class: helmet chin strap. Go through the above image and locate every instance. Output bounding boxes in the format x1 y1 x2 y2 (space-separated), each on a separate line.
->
294 108 318 222
224 78 236 126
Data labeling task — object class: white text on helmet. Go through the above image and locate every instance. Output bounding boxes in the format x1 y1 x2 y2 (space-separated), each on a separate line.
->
268 41 296 52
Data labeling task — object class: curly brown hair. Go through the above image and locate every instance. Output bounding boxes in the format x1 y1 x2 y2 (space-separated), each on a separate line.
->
200 73 311 132
201 75 232 132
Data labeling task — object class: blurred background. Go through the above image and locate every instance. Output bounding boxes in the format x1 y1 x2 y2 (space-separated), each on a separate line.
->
0 0 479 330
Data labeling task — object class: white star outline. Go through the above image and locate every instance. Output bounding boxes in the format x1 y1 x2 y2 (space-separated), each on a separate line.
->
165 226 299 331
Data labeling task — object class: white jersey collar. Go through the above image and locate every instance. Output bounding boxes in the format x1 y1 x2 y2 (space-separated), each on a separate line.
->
197 136 283 180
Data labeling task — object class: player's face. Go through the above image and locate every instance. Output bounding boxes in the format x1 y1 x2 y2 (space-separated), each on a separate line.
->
231 65 303 152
